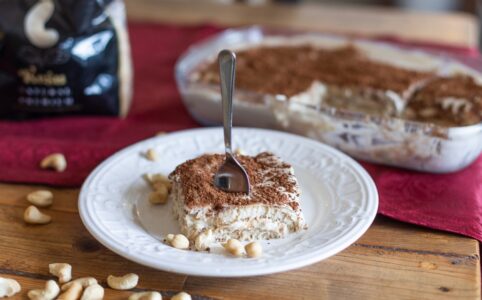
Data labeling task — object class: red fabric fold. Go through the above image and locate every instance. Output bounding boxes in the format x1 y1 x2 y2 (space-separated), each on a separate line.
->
361 158 482 241
1 23 481 241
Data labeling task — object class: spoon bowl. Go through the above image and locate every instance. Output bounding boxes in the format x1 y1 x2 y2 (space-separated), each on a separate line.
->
214 153 251 193
213 50 251 194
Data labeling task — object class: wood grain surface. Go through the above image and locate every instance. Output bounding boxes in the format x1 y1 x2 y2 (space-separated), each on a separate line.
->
1 2 481 299
0 183 479 299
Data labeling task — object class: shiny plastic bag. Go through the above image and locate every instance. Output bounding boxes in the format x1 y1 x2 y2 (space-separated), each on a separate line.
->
0 0 132 118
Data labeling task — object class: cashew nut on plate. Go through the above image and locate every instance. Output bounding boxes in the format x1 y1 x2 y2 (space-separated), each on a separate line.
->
223 239 244 257
245 241 263 258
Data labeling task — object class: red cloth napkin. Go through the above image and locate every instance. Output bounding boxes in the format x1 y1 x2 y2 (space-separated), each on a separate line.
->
1 23 481 242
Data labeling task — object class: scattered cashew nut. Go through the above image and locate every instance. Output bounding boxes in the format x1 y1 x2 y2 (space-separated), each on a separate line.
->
0 277 21 298
49 263 72 284
223 239 244 257
152 181 171 192
245 241 263 258
165 234 174 243
80 283 104 300
61 277 97 291
194 229 213 251
40 153 67 172
27 190 54 207
167 234 189 250
143 173 171 191
28 280 60 300
172 291 191 300
128 291 162 300
106 273 139 290
57 282 82 300
145 149 158 162
24 205 51 224
148 185 168 205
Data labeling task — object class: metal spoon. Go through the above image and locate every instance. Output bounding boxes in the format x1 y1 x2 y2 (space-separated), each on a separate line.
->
213 50 251 194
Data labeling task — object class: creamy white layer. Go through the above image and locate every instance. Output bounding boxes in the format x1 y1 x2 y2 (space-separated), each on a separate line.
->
169 153 306 245
171 181 304 242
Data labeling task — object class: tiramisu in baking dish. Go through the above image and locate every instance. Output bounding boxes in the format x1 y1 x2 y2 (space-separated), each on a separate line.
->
196 45 432 116
175 28 482 173
404 75 482 126
192 41 482 128
168 152 305 243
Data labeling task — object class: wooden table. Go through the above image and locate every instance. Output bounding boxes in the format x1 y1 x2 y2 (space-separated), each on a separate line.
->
1 1 480 299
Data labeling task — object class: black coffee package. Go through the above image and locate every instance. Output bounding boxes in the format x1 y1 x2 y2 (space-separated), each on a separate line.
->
0 0 133 119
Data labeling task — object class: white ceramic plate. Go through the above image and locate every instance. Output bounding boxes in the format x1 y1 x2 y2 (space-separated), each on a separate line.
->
79 127 378 277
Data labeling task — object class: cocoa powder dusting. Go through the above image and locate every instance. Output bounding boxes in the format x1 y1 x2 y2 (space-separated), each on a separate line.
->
413 76 482 99
169 152 300 211
196 45 431 96
406 76 482 126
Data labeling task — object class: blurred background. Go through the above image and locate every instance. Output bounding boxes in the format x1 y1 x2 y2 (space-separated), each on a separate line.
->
180 0 478 12
125 0 482 48
234 0 479 12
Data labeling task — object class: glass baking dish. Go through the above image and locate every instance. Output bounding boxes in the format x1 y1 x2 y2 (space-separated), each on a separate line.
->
174 26 482 173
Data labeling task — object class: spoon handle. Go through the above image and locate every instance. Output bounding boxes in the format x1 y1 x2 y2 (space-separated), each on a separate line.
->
218 49 236 156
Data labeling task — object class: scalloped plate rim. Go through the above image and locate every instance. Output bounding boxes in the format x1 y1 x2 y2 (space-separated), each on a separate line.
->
78 127 378 277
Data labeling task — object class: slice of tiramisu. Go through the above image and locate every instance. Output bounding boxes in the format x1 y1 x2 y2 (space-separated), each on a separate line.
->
403 75 482 126
168 152 305 245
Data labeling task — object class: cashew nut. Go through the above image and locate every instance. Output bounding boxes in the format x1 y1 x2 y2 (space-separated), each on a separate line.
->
155 131 166 136
106 273 139 290
143 173 171 191
194 229 213 251
148 185 168 205
165 234 174 243
28 280 60 300
223 239 244 257
24 205 51 224
57 282 82 300
61 277 97 291
245 241 263 258
27 190 54 207
145 149 158 162
172 292 191 300
49 263 72 284
24 0 59 48
40 153 67 172
234 148 245 156
152 181 171 192
128 291 162 300
0 277 21 298
168 234 189 250
80 283 104 300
